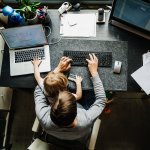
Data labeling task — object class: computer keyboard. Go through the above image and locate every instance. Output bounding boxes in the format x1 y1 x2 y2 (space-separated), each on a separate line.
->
64 50 112 67
15 47 45 63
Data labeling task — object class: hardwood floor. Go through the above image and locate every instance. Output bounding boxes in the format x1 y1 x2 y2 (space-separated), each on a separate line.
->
8 88 35 150
98 94 150 150
7 89 150 150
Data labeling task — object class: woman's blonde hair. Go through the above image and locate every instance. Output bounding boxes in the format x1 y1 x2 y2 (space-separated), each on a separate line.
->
44 72 68 98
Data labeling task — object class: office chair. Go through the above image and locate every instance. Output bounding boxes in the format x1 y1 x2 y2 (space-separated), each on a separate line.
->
27 117 101 150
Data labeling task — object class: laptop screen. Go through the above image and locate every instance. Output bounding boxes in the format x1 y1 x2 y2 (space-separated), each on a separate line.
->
1 24 48 49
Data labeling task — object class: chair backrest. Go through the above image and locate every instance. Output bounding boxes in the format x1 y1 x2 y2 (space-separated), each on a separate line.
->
43 133 86 150
28 117 101 150
28 138 50 150
88 118 101 150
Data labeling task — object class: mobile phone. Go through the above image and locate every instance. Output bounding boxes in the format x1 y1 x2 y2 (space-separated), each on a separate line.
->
98 8 104 21
68 73 76 81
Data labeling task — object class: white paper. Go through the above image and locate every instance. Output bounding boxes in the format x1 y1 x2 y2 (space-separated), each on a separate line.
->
131 62 150 95
142 51 150 65
60 14 96 37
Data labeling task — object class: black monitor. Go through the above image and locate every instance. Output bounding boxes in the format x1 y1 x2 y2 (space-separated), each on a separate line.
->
109 0 150 39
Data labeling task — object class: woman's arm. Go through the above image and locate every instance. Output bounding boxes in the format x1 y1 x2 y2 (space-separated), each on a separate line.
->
34 86 50 125
85 54 106 122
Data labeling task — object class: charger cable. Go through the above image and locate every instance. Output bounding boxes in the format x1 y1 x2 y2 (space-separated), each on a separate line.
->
48 36 63 45
43 26 63 45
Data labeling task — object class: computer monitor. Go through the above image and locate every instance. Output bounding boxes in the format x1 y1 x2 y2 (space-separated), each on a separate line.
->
109 0 150 39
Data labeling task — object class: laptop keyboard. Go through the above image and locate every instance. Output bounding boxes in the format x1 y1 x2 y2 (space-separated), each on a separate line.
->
64 50 112 67
15 47 45 63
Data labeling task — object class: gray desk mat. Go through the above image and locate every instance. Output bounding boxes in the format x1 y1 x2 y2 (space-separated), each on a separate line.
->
50 39 128 91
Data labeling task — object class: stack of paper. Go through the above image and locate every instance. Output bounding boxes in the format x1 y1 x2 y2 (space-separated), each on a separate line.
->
60 14 96 37
131 51 150 95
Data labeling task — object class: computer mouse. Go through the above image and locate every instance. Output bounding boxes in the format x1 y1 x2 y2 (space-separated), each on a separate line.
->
113 60 122 74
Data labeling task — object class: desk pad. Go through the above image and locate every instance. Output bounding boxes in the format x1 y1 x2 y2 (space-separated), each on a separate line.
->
50 39 128 91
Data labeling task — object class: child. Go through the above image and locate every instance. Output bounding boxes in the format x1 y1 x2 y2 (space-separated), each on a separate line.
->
32 57 82 104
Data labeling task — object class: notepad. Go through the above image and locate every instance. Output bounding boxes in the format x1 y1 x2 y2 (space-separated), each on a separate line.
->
60 14 96 37
131 62 150 95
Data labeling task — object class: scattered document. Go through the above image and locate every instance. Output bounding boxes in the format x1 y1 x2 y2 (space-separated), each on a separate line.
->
131 62 150 95
142 51 150 65
60 14 96 37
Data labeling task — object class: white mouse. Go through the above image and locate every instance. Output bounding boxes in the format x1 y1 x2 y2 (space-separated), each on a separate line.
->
113 60 122 74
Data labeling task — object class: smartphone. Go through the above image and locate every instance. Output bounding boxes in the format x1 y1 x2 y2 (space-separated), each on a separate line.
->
68 73 76 81
98 8 104 21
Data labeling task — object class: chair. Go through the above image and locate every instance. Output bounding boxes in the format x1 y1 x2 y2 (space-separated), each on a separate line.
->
0 87 13 149
27 117 101 150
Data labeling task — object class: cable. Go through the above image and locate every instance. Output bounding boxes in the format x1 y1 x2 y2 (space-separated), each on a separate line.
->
43 26 52 38
43 25 63 45
48 36 63 45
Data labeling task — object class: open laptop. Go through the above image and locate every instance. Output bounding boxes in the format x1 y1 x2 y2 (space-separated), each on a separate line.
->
1 24 51 76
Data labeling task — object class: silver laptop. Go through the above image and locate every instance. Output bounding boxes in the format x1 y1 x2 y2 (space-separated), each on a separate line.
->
1 24 51 76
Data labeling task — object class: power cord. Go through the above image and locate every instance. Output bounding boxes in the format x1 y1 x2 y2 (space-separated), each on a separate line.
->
43 26 52 38
43 25 63 45
48 36 63 45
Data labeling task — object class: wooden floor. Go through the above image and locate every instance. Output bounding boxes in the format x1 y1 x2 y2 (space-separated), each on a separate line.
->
7 89 150 150
8 88 35 150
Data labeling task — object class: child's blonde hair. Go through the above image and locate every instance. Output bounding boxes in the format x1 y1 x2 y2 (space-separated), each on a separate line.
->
44 72 68 98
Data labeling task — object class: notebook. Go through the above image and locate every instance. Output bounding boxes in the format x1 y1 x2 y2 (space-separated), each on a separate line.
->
1 24 51 76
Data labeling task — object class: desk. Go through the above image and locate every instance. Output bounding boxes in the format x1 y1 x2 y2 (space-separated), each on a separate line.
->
0 9 149 91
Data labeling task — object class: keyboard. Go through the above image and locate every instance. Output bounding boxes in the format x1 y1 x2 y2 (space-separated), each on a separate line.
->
15 47 45 63
64 51 112 67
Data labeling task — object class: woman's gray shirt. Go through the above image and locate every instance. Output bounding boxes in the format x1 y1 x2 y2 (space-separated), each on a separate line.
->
34 73 106 142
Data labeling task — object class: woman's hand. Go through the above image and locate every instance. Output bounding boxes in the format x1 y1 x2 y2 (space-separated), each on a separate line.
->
86 53 98 77
54 56 72 73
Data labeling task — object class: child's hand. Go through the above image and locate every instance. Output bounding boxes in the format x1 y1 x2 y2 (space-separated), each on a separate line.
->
31 57 42 67
74 75 82 84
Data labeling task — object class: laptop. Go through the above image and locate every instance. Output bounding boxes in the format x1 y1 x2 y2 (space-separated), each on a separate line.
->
1 24 51 76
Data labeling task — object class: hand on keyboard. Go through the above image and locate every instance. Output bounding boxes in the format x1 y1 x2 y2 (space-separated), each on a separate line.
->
86 53 98 77
31 57 42 67
64 50 112 67
74 75 83 84
53 56 72 73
